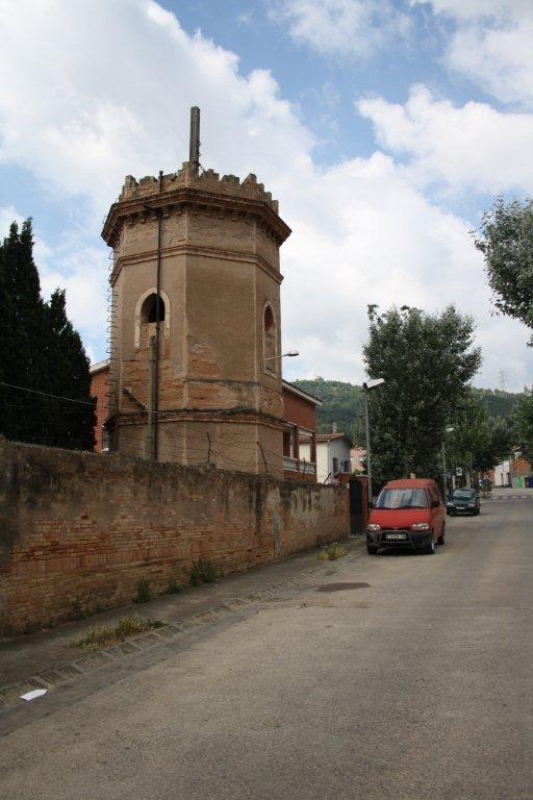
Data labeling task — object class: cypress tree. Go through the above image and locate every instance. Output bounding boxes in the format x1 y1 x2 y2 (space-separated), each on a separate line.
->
0 218 95 449
0 220 45 441
43 289 95 450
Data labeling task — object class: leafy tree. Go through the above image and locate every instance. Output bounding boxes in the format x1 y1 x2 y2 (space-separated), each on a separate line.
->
362 305 482 487
475 197 533 343
447 390 515 476
514 389 533 458
0 219 95 449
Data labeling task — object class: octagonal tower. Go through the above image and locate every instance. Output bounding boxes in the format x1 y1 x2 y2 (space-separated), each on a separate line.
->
101 112 291 478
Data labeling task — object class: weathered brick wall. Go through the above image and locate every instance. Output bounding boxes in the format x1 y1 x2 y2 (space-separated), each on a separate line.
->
0 437 349 635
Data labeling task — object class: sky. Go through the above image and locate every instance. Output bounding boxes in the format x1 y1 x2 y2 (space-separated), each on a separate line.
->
1 0 533 391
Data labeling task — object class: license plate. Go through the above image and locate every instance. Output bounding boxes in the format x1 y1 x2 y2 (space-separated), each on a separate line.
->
385 533 407 541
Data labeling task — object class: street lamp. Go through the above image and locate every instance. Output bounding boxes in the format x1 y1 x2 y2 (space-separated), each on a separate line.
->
264 350 299 366
363 378 385 505
441 426 454 499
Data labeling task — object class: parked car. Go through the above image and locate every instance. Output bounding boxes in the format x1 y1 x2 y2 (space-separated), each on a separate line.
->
446 488 480 516
366 478 445 555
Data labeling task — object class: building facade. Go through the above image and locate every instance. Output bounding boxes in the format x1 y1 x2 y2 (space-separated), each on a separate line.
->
300 432 352 484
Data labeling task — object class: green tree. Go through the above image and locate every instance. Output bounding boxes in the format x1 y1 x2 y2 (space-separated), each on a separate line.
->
0 220 46 442
448 390 515 476
362 305 482 487
0 219 95 449
514 389 533 458
475 197 533 343
41 289 96 450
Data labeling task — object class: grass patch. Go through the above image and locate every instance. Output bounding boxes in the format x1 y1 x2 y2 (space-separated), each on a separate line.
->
70 615 164 651
317 542 347 561
133 578 151 604
167 577 182 594
189 558 219 586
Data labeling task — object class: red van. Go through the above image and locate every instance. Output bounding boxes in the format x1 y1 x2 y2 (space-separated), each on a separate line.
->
366 478 445 555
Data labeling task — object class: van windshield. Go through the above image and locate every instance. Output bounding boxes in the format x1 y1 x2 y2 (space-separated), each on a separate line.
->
375 488 429 509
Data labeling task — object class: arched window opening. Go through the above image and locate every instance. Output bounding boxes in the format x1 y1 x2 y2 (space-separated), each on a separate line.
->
263 304 277 370
142 293 165 324
264 306 274 332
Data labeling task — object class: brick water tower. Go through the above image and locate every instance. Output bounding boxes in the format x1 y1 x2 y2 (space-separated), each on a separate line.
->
101 108 291 477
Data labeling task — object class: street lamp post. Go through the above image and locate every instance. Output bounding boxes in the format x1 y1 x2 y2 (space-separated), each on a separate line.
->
441 426 454 500
363 378 385 506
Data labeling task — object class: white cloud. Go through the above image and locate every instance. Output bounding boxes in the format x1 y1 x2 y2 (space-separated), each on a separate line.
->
0 205 22 237
357 85 533 195
447 19 533 108
1 1 532 391
0 0 314 222
280 152 498 380
269 0 410 58
410 0 532 23
410 0 533 108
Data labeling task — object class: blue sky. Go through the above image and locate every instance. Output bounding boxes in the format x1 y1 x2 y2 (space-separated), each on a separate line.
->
1 0 533 391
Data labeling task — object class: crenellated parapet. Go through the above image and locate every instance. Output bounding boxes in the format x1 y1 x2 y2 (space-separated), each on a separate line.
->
102 162 290 249
119 162 279 212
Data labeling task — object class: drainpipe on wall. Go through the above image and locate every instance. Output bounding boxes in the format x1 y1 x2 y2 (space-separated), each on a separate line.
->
153 170 163 462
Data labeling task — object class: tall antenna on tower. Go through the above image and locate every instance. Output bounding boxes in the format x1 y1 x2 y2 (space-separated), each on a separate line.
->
189 106 201 176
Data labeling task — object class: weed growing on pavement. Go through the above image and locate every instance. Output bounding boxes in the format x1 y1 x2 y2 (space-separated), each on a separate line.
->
70 600 86 621
70 615 164 651
167 577 182 594
189 558 219 586
317 542 347 561
133 578 151 604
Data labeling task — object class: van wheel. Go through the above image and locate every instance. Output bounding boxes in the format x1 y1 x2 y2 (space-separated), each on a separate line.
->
425 538 436 555
367 545 378 555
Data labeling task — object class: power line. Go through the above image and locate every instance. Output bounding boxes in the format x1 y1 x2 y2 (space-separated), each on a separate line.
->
0 380 95 406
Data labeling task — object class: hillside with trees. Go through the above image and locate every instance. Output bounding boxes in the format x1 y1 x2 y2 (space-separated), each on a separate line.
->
292 379 522 441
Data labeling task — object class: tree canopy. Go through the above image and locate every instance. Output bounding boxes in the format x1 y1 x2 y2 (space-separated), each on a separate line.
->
0 219 95 450
513 389 533 459
446 390 515 476
362 304 482 487
475 197 533 343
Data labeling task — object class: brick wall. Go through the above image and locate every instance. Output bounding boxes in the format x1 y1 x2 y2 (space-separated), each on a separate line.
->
0 437 349 635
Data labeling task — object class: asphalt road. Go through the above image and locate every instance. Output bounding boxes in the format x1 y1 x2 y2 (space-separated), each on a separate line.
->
1 496 532 799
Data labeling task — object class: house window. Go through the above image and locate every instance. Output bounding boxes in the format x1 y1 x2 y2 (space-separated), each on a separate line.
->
332 457 339 475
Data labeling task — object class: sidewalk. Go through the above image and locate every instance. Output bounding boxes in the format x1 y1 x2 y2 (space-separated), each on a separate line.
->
488 486 533 498
0 537 365 712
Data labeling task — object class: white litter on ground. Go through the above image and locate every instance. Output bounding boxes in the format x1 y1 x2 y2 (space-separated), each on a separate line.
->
20 688 47 701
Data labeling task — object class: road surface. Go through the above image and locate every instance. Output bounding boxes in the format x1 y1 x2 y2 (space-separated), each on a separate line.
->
0 494 532 799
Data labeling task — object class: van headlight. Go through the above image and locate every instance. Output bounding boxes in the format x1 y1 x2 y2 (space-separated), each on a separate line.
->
411 522 430 531
367 524 381 532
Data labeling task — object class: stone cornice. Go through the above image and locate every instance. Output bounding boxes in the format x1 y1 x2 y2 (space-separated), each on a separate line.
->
109 243 284 286
112 408 285 431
